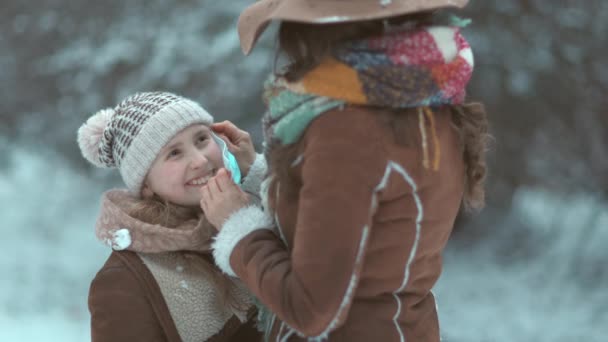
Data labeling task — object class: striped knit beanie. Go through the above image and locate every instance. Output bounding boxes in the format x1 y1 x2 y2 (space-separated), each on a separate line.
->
77 92 213 194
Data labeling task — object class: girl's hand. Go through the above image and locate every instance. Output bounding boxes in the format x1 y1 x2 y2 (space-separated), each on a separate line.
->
200 168 250 230
211 121 256 177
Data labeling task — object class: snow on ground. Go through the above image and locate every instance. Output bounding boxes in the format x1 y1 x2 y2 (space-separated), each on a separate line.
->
0 311 89 342
435 188 608 342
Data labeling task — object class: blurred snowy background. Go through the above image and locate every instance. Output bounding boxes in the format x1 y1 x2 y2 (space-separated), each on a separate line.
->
0 0 606 341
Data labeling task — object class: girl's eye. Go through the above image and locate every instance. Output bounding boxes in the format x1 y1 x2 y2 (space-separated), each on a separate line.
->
197 136 208 144
168 149 181 158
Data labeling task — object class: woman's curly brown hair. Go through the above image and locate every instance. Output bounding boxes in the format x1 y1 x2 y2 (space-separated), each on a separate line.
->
450 103 490 211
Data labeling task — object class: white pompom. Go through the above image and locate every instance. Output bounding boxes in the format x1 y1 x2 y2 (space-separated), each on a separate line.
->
77 108 114 167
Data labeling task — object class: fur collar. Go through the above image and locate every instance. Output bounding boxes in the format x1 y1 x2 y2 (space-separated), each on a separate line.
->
95 189 214 253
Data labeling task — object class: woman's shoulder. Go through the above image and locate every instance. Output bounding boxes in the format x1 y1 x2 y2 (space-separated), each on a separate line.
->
311 105 381 131
303 105 387 147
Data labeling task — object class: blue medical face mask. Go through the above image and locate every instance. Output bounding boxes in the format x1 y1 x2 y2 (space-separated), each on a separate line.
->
211 132 241 185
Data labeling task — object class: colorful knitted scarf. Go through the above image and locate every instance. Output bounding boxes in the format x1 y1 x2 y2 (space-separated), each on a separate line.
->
262 25 474 148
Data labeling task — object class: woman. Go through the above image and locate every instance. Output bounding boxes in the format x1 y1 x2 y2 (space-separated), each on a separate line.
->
202 1 489 341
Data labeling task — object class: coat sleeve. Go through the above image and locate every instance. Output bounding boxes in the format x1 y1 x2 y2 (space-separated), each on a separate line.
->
212 111 387 338
89 264 167 342
240 153 267 200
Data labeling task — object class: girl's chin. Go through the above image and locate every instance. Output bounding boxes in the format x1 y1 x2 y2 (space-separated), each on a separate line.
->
170 195 202 208
186 197 204 207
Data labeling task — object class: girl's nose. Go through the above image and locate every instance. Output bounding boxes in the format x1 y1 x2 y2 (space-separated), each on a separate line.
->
189 150 209 169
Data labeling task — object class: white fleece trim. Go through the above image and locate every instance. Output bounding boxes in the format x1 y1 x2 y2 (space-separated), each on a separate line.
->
269 225 372 342
276 321 286 342
260 176 273 213
306 227 371 342
431 290 440 338
268 161 422 341
274 181 288 245
290 154 304 168
241 153 267 197
212 205 273 277
280 328 296 342
385 161 423 342
301 161 404 341
300 162 398 341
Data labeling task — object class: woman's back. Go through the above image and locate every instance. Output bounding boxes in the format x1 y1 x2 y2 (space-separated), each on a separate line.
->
239 105 465 341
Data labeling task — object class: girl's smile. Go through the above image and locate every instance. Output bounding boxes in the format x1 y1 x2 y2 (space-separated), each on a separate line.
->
186 172 216 186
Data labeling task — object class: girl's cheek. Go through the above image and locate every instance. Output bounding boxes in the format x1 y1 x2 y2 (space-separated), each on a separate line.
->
160 162 183 178
211 149 223 166
206 142 222 161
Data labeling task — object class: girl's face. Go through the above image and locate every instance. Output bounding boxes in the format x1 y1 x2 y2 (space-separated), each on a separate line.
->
142 124 223 207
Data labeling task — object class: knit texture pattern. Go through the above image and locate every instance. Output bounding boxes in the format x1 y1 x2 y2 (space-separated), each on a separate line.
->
95 189 214 253
262 25 474 148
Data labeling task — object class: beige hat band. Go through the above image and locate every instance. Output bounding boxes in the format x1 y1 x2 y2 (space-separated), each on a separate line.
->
238 0 469 54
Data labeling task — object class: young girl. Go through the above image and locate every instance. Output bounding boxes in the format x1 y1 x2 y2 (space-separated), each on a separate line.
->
78 91 265 342
200 0 490 341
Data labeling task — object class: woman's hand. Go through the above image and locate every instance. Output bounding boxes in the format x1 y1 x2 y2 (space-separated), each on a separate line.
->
200 168 250 230
212 120 256 177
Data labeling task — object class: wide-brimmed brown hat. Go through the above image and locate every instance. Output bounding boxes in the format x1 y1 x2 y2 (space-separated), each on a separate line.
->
237 0 469 55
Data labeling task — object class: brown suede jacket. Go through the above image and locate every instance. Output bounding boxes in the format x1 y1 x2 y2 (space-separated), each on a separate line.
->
212 106 465 341
89 251 261 342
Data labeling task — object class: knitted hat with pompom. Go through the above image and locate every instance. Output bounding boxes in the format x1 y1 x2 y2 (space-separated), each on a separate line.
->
77 91 213 194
